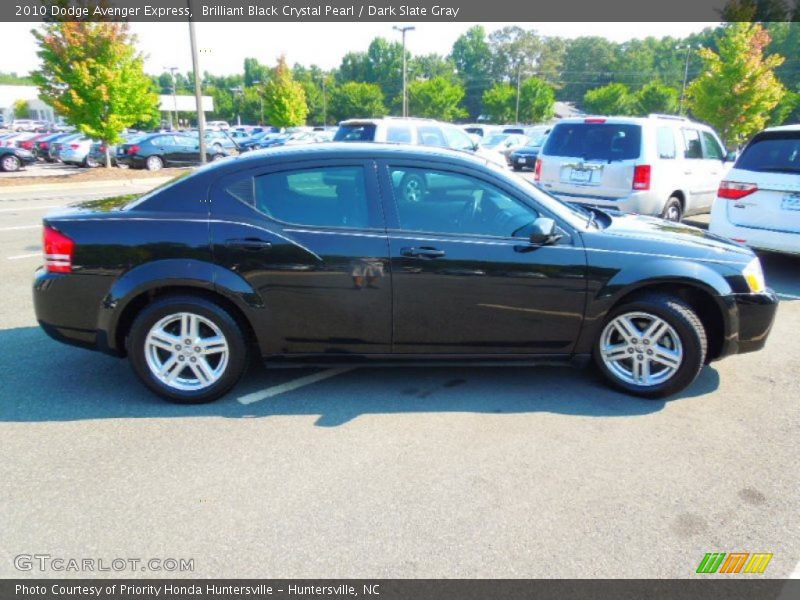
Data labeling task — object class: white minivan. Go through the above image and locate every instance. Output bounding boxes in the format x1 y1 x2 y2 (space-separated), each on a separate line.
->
535 115 734 221
709 125 800 255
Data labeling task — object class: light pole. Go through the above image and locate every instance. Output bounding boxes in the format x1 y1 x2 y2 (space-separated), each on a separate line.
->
677 44 699 116
230 86 243 126
252 80 264 125
165 66 179 129
187 0 206 162
515 63 522 124
393 25 415 117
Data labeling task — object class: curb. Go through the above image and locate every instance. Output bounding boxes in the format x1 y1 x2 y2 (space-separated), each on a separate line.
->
0 176 173 195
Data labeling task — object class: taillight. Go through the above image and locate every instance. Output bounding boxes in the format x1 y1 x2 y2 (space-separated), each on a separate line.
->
40 142 49 149
632 164 651 191
128 144 139 154
718 180 758 200
584 118 606 123
70 143 80 149
21 141 33 149
43 225 74 273
99 145 106 152
534 158 542 181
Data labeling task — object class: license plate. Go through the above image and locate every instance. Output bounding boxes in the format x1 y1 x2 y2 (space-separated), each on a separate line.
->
517 157 526 164
781 193 800 211
570 168 592 183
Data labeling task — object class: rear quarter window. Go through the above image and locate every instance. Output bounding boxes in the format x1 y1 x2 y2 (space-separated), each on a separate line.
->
736 134 800 173
542 123 642 161
333 124 377 142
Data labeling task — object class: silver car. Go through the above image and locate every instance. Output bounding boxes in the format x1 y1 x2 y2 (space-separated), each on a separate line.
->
58 136 94 166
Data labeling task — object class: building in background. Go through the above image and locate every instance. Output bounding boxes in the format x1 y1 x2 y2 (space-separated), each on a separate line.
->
0 85 56 123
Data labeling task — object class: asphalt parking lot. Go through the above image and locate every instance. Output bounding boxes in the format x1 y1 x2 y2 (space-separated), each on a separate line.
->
0 179 798 579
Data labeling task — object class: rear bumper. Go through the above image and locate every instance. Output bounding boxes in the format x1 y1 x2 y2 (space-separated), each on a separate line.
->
718 290 779 358
709 206 800 255
115 156 145 168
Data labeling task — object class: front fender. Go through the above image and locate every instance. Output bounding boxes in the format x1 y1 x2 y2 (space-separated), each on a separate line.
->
97 259 262 353
574 257 736 355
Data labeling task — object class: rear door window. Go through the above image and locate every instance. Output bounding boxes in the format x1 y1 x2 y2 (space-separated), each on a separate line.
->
736 133 800 173
333 124 377 142
701 131 724 160
542 123 642 161
682 129 703 159
417 126 446 147
386 125 413 143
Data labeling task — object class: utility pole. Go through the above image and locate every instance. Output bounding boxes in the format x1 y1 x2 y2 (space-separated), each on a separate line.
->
515 63 522 124
677 44 698 116
187 0 206 163
166 66 179 129
322 76 327 127
252 80 264 125
393 25 415 118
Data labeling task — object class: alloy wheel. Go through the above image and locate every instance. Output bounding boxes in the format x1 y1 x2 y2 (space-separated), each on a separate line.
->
599 311 683 387
144 312 229 392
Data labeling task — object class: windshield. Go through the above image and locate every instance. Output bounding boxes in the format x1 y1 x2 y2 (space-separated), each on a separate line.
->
543 122 642 161
737 133 800 173
481 133 508 147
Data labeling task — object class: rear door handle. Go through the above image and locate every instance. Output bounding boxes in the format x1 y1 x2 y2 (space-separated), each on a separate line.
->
224 238 272 251
400 246 445 259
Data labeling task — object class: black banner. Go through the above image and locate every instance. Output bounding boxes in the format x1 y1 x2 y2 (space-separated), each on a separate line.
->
3 0 800 22
3 580 800 600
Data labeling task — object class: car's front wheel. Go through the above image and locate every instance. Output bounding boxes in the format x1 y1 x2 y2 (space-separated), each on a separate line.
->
594 294 706 398
1 154 21 172
127 296 248 403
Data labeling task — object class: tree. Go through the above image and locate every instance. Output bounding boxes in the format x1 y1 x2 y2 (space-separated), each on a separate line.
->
560 37 621 102
686 23 786 148
329 82 386 122
410 54 457 82
262 55 308 127
408 77 467 121
634 81 679 115
488 26 542 84
583 83 634 115
450 25 493 119
518 77 555 123
243 57 270 87
32 21 159 167
12 99 30 119
482 83 517 123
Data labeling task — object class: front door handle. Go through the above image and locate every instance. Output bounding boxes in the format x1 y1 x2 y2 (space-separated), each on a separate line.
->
400 246 445 259
224 238 272 251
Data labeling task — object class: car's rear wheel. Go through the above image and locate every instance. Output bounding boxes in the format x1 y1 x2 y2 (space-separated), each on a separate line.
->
594 294 706 398
127 296 248 403
512 164 522 171
399 173 426 203
1 154 21 172
145 155 163 171
662 196 683 222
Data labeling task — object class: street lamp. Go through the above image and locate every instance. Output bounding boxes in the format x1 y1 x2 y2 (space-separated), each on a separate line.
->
230 86 243 126
393 25 415 118
252 80 264 125
165 66 180 129
677 44 701 116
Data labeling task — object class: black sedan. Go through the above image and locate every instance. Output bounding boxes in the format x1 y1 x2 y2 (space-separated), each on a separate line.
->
0 146 36 172
33 144 777 403
116 133 227 170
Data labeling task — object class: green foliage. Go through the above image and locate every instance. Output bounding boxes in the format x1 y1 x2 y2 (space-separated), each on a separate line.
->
634 81 679 115
561 37 621 102
262 55 308 127
583 83 635 115
482 83 516 123
329 82 386 122
408 77 467 121
450 25 492 120
0 72 34 85
518 77 556 123
31 21 159 166
687 23 786 148
12 99 31 119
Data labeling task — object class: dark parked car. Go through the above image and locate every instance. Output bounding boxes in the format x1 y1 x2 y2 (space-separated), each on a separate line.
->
0 146 36 172
116 133 227 170
34 144 777 403
509 129 551 171
33 132 73 160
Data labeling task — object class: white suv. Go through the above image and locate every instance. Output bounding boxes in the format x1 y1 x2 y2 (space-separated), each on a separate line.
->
709 124 800 255
535 115 734 221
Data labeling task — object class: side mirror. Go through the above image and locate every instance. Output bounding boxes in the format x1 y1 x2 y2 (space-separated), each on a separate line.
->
529 217 560 245
725 150 738 163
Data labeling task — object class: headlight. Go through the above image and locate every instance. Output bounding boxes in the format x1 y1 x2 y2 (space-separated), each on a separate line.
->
743 257 765 293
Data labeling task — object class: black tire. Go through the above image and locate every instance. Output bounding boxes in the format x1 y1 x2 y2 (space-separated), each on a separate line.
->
1 154 21 172
399 172 426 203
512 164 523 171
127 295 248 404
662 196 683 222
593 294 707 399
145 155 163 171
210 153 225 162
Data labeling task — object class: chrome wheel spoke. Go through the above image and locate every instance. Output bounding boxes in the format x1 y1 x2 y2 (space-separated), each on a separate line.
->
603 343 629 361
633 358 651 385
159 355 183 383
651 346 681 368
643 319 668 344
192 358 215 384
149 330 180 352
613 316 639 343
198 335 227 355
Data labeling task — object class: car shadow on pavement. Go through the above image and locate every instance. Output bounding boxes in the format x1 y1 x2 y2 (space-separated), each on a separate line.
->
0 327 720 425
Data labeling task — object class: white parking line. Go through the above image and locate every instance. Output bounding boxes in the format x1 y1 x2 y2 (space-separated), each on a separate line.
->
0 205 60 213
0 224 39 232
237 367 353 405
7 252 40 260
